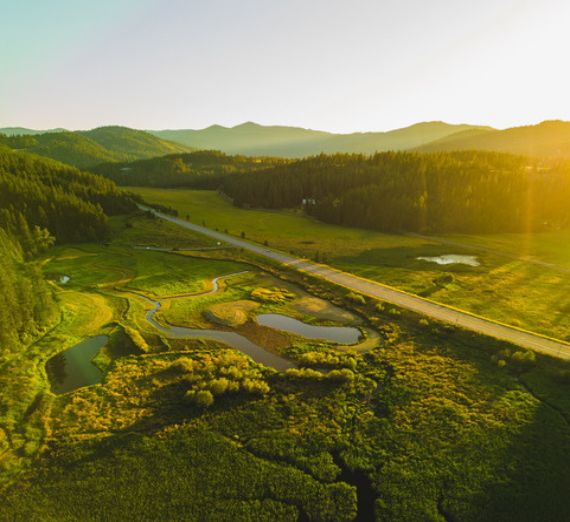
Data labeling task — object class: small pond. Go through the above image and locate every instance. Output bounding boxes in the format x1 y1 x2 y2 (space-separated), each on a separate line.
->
417 254 480 267
46 335 108 394
256 313 362 344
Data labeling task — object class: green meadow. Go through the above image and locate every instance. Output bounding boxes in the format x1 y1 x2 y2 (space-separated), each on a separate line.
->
129 187 570 341
2 212 570 520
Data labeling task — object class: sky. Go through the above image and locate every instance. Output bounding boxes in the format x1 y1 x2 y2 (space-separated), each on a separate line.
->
1 0 570 133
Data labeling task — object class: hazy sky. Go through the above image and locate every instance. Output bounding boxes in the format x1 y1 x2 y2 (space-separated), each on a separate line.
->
2 0 569 132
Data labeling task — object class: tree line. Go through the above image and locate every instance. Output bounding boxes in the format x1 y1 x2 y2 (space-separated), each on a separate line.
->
0 151 136 248
223 151 570 233
93 150 288 189
0 228 56 354
0 150 136 353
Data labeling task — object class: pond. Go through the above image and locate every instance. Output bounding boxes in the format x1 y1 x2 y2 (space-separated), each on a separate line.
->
417 254 480 267
46 335 108 394
138 291 295 371
256 313 362 344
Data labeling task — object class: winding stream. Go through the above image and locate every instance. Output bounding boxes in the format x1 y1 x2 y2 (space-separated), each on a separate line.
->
134 272 295 371
47 271 366 392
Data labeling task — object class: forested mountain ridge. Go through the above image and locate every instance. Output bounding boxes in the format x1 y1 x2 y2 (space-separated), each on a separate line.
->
223 151 570 234
0 126 192 169
0 149 136 247
0 149 135 351
418 120 570 158
93 150 288 188
150 121 492 157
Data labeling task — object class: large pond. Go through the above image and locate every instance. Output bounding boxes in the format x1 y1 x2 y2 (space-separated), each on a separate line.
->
417 254 480 267
256 313 362 344
46 335 108 394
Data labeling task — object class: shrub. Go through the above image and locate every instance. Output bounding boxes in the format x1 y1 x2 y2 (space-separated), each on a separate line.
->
328 369 355 382
510 350 537 369
241 379 270 395
209 378 231 396
346 292 366 305
170 357 196 374
124 326 149 353
186 389 215 408
285 368 325 380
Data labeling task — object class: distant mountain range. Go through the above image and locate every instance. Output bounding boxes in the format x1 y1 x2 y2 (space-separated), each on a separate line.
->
416 120 570 158
0 127 67 136
3 120 570 167
0 126 192 168
149 121 492 157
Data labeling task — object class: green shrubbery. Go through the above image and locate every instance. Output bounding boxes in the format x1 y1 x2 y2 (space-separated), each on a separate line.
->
170 352 271 408
298 351 358 371
492 348 537 370
346 291 366 305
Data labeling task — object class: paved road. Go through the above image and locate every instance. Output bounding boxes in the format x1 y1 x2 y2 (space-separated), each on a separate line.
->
141 205 570 360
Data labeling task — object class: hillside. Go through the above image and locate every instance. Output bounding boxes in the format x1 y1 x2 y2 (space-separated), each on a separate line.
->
93 150 287 188
0 126 192 168
151 121 491 157
223 150 570 234
0 148 136 246
419 120 570 157
80 126 193 160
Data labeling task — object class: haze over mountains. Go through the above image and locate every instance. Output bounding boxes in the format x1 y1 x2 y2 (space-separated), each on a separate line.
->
2 120 570 168
150 121 492 157
417 120 570 158
0 126 192 168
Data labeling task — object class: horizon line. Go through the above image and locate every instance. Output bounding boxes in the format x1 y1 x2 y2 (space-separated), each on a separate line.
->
1 118 568 135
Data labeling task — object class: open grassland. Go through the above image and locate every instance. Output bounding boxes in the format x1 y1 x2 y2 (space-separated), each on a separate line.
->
427 230 570 269
130 187 570 341
128 187 431 257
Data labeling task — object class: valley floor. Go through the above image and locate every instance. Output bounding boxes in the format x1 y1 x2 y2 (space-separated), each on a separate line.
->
130 187 570 343
2 212 570 521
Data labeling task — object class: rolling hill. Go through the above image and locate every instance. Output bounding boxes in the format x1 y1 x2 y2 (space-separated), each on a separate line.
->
0 126 193 168
0 127 67 136
93 150 287 188
418 120 570 157
150 121 492 157
6 120 570 163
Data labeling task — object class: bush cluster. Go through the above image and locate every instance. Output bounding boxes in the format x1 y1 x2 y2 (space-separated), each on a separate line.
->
170 352 271 408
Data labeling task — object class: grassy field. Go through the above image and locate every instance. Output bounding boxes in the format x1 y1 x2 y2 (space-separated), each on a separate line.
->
130 187 570 342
